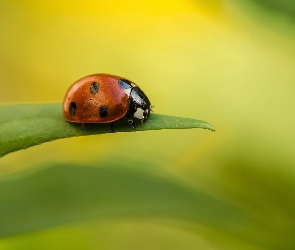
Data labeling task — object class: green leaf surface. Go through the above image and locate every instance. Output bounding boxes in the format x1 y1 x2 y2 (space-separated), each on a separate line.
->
0 163 249 239
0 103 215 158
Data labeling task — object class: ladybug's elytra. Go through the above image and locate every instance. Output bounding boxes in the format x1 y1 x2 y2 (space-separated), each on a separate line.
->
62 74 152 131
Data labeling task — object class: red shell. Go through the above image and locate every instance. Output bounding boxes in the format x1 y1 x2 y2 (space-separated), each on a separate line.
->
63 74 138 123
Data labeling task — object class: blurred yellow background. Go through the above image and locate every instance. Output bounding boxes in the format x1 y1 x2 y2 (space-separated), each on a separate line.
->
1 0 295 249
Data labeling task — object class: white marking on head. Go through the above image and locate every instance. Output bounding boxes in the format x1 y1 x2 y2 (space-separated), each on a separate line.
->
134 108 144 119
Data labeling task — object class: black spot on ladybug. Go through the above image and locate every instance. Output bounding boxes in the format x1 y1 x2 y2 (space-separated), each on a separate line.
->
99 105 108 118
118 79 132 90
90 82 99 95
69 102 76 116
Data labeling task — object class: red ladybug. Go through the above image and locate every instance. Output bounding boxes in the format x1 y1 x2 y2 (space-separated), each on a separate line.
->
63 74 151 131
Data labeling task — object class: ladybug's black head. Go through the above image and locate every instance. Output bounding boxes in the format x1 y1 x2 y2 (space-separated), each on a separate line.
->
128 87 151 123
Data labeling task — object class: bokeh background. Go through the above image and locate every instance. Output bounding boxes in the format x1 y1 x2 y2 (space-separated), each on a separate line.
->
1 0 295 249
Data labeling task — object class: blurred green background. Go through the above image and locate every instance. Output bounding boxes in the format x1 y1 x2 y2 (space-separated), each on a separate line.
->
1 0 295 249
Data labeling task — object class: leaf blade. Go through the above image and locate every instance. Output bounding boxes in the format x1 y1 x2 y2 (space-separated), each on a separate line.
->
0 163 247 239
0 103 215 157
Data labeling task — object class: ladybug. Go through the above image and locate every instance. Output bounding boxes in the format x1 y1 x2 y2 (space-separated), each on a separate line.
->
62 73 152 131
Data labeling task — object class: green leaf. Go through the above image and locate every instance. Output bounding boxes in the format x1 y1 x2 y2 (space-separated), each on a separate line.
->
0 103 215 158
248 0 295 17
0 163 249 239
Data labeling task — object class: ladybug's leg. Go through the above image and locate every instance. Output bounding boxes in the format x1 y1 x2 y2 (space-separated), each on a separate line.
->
109 119 121 132
109 122 114 133
126 112 136 129
128 118 136 129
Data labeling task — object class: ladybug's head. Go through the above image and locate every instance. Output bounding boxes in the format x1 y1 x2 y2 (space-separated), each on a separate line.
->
128 87 151 123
